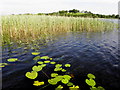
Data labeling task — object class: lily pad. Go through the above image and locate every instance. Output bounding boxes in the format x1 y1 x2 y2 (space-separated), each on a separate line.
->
87 73 96 79
63 75 71 80
40 64 47 67
51 73 58 77
32 65 43 72
55 64 62 67
61 69 66 72
48 79 58 85
7 58 18 62
54 67 62 71
65 64 71 67
31 52 40 55
85 79 96 87
33 56 41 60
25 71 38 79
50 62 56 64
55 85 63 90
61 79 69 84
37 61 43 64
50 58 53 60
44 61 50 63
67 82 74 86
69 85 79 89
41 56 50 60
33 81 44 86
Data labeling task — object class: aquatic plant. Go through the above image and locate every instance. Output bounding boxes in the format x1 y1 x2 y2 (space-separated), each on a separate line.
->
25 71 38 79
7 58 18 62
85 73 105 90
1 15 116 45
0 63 8 67
31 52 40 55
33 81 44 86
24 54 105 90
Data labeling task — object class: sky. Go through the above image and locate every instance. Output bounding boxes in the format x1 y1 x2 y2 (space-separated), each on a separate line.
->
0 0 119 15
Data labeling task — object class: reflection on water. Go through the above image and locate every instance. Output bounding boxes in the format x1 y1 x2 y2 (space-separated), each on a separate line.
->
2 29 120 90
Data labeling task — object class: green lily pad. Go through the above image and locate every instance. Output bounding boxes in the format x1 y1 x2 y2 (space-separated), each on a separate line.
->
63 75 71 80
25 71 38 79
40 64 47 67
85 79 96 87
54 67 62 71
51 73 58 77
44 61 50 63
65 64 71 67
37 61 43 64
31 52 40 55
7 58 18 62
97 86 105 90
67 82 74 86
41 56 50 60
61 69 66 72
33 56 41 60
61 79 69 84
0 63 8 67
55 64 62 67
50 62 56 64
55 85 63 90
0 65 5 67
87 73 96 79
48 79 58 85
32 65 42 72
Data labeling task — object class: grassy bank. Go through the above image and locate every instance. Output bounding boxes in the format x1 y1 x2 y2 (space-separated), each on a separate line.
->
1 15 116 44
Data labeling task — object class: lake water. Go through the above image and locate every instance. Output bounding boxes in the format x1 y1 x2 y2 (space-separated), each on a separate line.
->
1 19 120 90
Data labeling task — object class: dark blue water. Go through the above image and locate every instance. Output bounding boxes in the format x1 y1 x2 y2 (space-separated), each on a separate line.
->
2 28 120 89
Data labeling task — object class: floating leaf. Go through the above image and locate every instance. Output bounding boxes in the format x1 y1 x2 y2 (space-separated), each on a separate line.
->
67 82 74 86
0 63 8 65
0 63 8 67
85 79 96 87
51 73 58 77
69 85 79 89
55 64 62 67
44 61 50 63
87 73 96 79
63 75 71 80
25 71 38 79
0 65 5 67
37 61 43 64
31 52 40 55
50 58 53 60
55 85 63 90
65 64 71 67
54 67 62 71
55 75 63 82
33 56 41 60
61 69 66 72
7 58 18 62
33 81 44 86
48 79 57 85
61 79 69 84
41 64 46 67
50 62 56 64
97 86 105 90
41 56 50 60
32 65 42 72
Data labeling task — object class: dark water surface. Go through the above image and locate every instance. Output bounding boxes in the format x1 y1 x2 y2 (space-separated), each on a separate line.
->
2 29 120 89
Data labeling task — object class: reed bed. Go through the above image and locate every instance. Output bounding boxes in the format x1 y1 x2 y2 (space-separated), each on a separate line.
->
1 15 115 44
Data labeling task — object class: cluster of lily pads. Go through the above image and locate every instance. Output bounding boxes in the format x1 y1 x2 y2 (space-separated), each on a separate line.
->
24 52 105 90
1 52 105 90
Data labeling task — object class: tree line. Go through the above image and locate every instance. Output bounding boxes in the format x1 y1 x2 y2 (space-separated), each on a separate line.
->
20 9 119 19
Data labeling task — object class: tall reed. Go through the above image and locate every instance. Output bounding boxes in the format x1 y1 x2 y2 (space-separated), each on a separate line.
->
1 15 115 44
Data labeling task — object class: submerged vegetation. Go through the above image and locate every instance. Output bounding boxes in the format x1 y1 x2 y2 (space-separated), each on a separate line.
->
2 15 116 45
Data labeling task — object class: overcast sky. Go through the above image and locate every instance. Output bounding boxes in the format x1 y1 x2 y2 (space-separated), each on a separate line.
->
0 0 119 15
